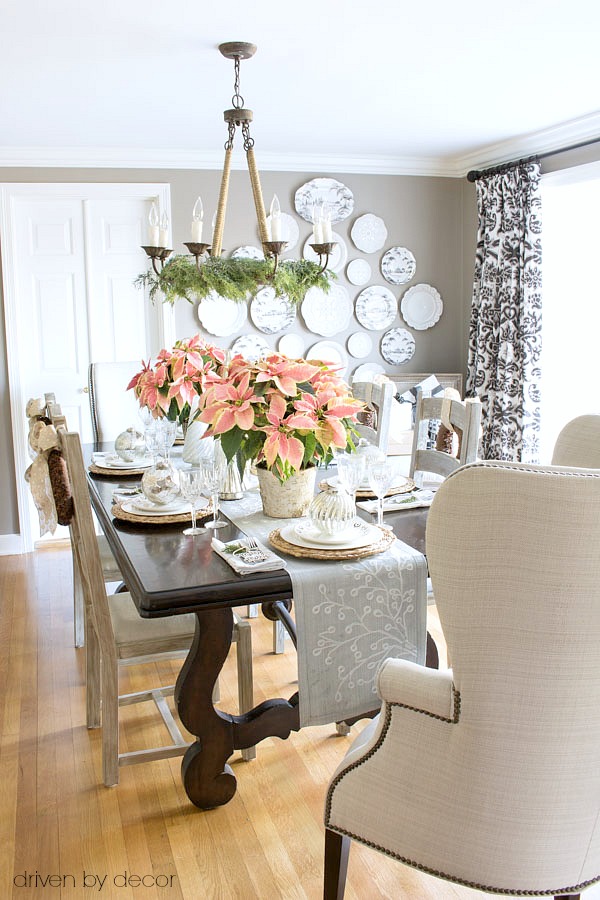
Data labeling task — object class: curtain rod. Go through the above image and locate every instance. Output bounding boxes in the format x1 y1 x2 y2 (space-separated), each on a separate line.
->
466 135 600 182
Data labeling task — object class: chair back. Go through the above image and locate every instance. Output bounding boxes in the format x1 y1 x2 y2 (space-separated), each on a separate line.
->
351 380 394 451
551 414 600 468
409 393 481 480
88 360 142 442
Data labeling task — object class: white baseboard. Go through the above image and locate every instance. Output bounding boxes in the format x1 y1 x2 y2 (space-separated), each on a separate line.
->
0 533 24 556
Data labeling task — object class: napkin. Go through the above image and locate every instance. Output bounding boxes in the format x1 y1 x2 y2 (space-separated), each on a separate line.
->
211 538 288 576
356 489 435 514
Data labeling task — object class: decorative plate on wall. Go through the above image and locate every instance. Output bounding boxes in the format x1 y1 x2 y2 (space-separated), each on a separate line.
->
250 287 296 334
302 232 347 272
400 283 443 330
307 340 348 376
278 332 305 358
350 214 388 253
196 291 247 336
230 334 270 362
294 178 354 223
346 258 372 286
347 331 373 359
380 327 416 365
381 247 417 285
230 245 264 260
301 284 352 337
355 285 397 331
264 211 300 251
351 362 385 383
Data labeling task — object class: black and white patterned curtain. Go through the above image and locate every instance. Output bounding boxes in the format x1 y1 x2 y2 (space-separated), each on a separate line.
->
467 160 542 462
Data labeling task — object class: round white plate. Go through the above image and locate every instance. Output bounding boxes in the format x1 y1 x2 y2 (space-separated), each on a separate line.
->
351 214 388 253
381 327 416 365
281 520 379 550
124 498 206 517
307 340 348 376
355 285 398 331
230 245 264 260
346 258 372 286
347 331 373 359
381 247 417 285
301 284 352 337
400 283 443 330
325 474 413 494
351 362 385 383
197 291 248 337
250 287 296 334
230 334 270 362
303 232 347 273
278 333 305 358
96 457 153 470
294 177 354 224
265 212 299 251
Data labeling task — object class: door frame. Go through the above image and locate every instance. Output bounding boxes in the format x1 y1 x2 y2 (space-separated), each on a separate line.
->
1 182 176 551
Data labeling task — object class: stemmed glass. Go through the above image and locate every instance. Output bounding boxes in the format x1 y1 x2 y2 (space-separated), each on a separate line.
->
335 452 366 509
200 458 228 529
179 467 207 536
368 459 396 530
155 419 178 459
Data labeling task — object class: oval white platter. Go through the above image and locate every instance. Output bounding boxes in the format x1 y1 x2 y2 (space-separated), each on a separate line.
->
355 285 397 331
278 332 305 358
346 258 372 286
303 232 347 273
347 331 373 359
400 283 443 330
301 284 352 337
381 246 417 285
230 245 264 260
250 287 296 334
265 211 300 251
307 340 348 376
380 327 416 365
196 291 247 337
351 362 385 383
350 214 388 253
230 334 270 362
294 177 354 224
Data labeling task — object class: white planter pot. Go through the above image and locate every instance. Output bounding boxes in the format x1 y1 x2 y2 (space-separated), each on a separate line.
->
182 420 214 464
256 466 317 518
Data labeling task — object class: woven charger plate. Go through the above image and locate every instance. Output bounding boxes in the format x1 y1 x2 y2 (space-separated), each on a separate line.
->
268 525 394 560
111 500 212 526
89 463 149 477
319 477 416 499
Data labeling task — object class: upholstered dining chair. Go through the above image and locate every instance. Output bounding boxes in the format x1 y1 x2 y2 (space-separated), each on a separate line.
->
88 360 142 442
551 414 600 468
59 428 255 783
324 460 600 900
409 392 482 484
351 379 395 452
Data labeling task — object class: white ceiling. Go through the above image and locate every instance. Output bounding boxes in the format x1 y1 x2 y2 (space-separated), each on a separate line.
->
2 0 600 176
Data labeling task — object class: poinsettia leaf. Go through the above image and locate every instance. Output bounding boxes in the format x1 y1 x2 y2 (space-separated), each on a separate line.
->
219 426 244 462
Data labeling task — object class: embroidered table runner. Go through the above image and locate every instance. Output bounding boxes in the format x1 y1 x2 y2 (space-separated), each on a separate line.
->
224 488 428 728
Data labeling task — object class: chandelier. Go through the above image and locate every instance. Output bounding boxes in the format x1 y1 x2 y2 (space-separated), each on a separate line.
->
140 42 337 294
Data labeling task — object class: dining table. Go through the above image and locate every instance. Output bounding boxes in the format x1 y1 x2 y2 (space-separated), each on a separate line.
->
86 445 432 810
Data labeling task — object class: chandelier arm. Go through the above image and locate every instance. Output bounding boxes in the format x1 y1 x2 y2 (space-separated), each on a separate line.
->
246 147 269 246
211 146 233 258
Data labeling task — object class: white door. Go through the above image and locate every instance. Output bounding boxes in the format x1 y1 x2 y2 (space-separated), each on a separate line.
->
1 182 175 550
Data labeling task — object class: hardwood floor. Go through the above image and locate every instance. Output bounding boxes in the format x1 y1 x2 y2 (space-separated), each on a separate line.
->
1 548 598 899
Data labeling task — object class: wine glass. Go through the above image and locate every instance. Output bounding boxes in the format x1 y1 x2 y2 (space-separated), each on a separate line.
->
335 452 366 507
368 459 396 530
179 467 207 536
200 458 228 529
155 419 178 459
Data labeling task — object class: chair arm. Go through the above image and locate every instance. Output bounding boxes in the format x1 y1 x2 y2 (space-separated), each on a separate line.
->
377 659 458 722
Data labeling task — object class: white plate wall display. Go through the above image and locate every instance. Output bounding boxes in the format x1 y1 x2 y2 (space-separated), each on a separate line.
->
381 327 416 365
350 214 388 253
400 283 443 330
355 285 397 331
381 246 417 285
302 232 347 273
278 333 305 358
351 362 385 383
250 287 296 334
347 331 373 359
265 212 300 251
301 284 352 337
346 258 372 286
230 334 270 362
196 291 247 337
307 340 348 376
230 245 264 260
294 177 354 224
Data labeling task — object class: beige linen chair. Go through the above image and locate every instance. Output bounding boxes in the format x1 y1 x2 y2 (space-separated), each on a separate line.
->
551 415 600 468
352 379 395 452
324 460 600 900
409 392 482 483
88 360 143 442
59 428 255 784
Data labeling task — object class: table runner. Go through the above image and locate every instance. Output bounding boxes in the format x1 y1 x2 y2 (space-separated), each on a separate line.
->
224 487 427 727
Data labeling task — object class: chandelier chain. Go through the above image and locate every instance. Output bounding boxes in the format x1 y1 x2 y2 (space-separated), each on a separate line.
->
224 120 236 152
242 121 254 151
231 56 244 109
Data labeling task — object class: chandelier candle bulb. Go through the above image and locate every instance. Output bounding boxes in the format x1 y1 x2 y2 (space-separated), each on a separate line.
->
321 204 333 242
159 212 170 248
148 202 160 246
312 204 324 244
270 194 282 241
191 197 203 242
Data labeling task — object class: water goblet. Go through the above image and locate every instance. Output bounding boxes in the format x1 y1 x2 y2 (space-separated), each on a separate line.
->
156 419 178 459
200 458 228 529
335 452 366 507
368 459 396 530
179 467 207 536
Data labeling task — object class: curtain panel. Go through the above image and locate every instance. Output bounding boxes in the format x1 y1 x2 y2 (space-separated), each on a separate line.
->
467 161 542 462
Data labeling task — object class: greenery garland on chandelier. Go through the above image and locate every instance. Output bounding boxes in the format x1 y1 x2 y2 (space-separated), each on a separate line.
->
135 253 334 307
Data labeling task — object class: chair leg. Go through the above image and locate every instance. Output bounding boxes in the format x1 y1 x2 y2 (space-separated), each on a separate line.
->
273 619 286 654
72 552 85 648
235 618 256 761
246 604 259 618
324 828 350 900
102 656 120 787
85 616 101 729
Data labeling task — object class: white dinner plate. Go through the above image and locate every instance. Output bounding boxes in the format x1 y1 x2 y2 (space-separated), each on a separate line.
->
281 520 380 550
294 177 354 223
325 474 413 494
301 285 352 337
278 332 305 358
355 285 397 331
346 258 372 286
351 362 385 383
197 291 248 337
93 454 152 470
307 340 348 376
347 331 373 359
381 327 416 365
230 334 270 362
381 247 417 285
250 287 296 334
350 214 388 253
400 283 443 330
124 497 207 517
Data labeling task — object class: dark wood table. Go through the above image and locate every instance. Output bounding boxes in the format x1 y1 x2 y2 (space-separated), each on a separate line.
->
87 454 428 809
